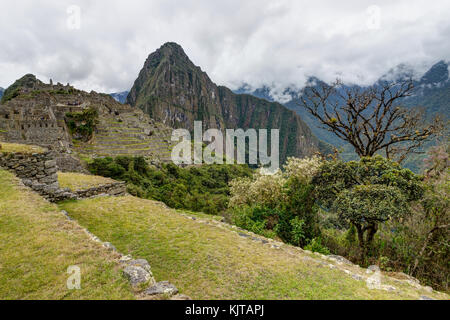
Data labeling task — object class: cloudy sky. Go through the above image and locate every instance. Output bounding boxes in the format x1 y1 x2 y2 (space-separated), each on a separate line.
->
1 0 449 96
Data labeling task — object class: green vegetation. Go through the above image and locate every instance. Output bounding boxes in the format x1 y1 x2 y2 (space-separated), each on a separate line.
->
228 152 449 292
58 172 118 191
59 195 441 300
0 87 21 104
229 157 322 247
313 156 424 253
0 170 134 300
1 74 41 104
88 156 252 215
65 108 99 142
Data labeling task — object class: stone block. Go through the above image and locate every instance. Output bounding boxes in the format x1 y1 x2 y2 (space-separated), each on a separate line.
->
44 160 57 169
144 281 179 297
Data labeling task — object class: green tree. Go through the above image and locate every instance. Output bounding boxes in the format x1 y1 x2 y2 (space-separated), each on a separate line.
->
313 155 424 254
411 144 450 275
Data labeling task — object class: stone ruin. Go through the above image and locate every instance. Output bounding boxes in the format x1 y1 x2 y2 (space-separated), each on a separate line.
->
0 149 127 202
0 75 175 167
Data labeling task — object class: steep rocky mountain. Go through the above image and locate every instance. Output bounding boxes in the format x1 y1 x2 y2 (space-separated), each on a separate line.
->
0 74 175 169
127 42 320 162
237 61 450 170
110 91 129 104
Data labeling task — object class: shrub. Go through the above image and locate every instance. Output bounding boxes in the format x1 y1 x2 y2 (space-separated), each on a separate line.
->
231 206 278 239
313 155 424 254
289 217 306 246
88 156 252 215
229 156 323 247
283 155 322 184
65 108 99 141
304 238 330 255
229 169 286 208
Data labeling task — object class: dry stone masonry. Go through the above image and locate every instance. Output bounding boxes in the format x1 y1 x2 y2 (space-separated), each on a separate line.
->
0 149 126 202
73 182 126 199
0 150 75 202
0 74 175 165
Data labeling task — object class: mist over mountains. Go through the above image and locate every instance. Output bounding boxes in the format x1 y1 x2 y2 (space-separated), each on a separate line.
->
109 57 449 170
231 60 450 170
2 40 446 171
234 60 449 117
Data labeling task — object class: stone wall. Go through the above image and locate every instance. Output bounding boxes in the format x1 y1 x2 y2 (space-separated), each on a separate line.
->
73 182 126 199
0 113 70 151
0 151 76 202
52 152 89 174
0 151 126 202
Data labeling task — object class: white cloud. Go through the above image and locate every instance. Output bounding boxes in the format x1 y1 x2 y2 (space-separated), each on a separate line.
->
0 0 449 93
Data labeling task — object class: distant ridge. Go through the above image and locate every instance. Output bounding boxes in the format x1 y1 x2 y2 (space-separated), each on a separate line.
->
110 91 129 104
235 60 450 171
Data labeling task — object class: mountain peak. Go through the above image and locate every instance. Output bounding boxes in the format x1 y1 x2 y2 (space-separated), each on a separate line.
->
153 42 189 60
1 74 45 104
160 41 184 50
14 74 41 87
127 42 320 162
420 60 449 84
380 63 417 82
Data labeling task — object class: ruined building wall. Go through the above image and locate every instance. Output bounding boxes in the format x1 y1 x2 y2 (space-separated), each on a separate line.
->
0 105 71 150
0 150 126 202
0 150 76 202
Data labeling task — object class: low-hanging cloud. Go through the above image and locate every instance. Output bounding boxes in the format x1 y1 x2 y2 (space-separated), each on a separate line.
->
0 0 449 95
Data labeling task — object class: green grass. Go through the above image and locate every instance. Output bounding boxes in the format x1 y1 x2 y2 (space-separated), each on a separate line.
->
0 170 134 300
58 172 119 191
59 196 446 300
0 141 46 154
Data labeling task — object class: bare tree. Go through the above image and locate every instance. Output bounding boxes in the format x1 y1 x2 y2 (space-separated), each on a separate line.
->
299 79 442 162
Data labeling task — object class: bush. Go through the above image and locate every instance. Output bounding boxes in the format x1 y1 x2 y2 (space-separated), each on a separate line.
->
231 206 278 239
88 156 253 215
229 156 323 247
65 108 99 141
304 238 330 255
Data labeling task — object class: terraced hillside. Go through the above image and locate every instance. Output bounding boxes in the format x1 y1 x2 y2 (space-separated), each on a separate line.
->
60 195 447 300
0 74 175 163
1 156 447 300
74 107 174 161
0 170 134 300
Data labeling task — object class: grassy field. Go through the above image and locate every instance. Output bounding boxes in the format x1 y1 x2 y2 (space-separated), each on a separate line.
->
58 172 119 191
0 170 134 300
59 196 445 300
0 141 46 154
